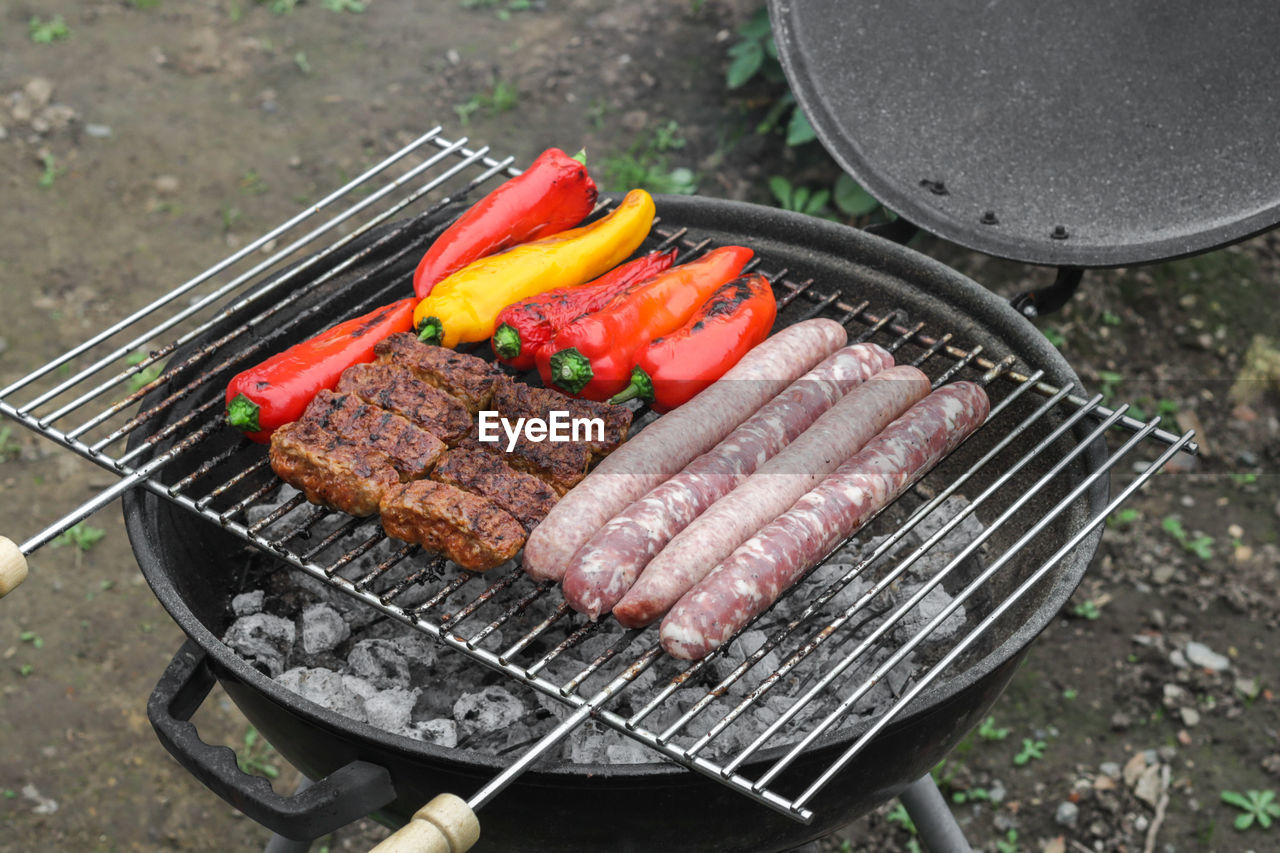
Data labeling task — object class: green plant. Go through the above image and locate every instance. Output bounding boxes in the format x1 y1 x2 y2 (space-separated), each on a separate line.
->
1229 472 1258 486
17 664 34 677
995 828 1020 853
462 0 530 19
1071 599 1102 621
454 80 519 126
1162 515 1214 560
977 716 1011 741
833 173 881 217
127 0 162 7
769 177 831 217
1107 507 1141 528
725 8 816 146
322 0 365 11
885 802 916 834
0 427 20 462
19 631 44 649
1221 789 1279 831
1097 369 1124 404
951 786 990 804
651 120 687 153
293 50 311 73
1063 687 1079 701
259 0 299 14
1042 327 1065 348
1013 738 1045 765
51 523 105 552
1101 309 1122 326
125 352 164 393
221 205 242 232
240 170 268 195
38 152 65 189
30 15 71 43
237 726 281 779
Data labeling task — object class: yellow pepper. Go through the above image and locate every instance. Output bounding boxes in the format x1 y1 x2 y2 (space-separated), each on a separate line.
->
414 189 656 348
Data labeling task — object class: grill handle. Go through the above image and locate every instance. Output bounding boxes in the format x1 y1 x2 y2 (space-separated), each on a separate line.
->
147 640 398 842
0 536 28 597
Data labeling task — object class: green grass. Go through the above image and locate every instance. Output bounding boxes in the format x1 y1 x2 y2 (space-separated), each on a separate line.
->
125 352 165 393
1222 789 1279 831
30 15 71 43
1012 738 1046 765
38 152 66 188
454 80 519 126
1162 515 1214 560
237 726 281 779
52 523 105 552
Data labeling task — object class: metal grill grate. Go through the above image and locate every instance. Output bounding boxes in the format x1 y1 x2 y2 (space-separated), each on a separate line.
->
0 131 1196 822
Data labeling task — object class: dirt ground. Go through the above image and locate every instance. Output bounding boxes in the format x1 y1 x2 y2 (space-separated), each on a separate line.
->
1 1 1277 851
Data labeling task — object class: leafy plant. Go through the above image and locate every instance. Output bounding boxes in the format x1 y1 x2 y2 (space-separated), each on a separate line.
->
1012 738 1045 765
237 726 281 779
461 0 530 19
322 0 365 11
885 802 916 834
454 80 519 126
769 177 830 217
1229 472 1258 486
126 352 165 393
1101 310 1122 326
1162 515 1214 560
1107 507 1141 528
30 15 71 43
19 631 44 649
293 50 312 74
833 173 880 217
52 523 105 552
995 828 1020 853
977 716 1011 741
651 120 687 153
240 170 269 195
1221 789 1279 831
951 786 990 804
1041 327 1065 348
38 152 65 189
1071 599 1102 621
1062 687 1079 701
1096 369 1124 404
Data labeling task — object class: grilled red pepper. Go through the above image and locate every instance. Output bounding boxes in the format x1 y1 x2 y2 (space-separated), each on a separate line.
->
538 246 754 401
224 298 417 443
610 273 777 412
491 248 677 371
412 148 598 298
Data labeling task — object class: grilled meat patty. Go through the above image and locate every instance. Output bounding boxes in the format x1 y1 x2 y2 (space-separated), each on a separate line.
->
431 448 558 532
380 479 524 571
269 421 400 517
489 377 632 457
458 434 590 496
336 362 472 446
300 390 445 478
374 332 502 413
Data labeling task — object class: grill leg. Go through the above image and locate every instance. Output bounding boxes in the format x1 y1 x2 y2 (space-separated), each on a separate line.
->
899 774 973 853
262 777 314 853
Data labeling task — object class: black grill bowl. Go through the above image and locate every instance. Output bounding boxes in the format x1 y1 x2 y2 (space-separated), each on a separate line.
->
124 195 1107 852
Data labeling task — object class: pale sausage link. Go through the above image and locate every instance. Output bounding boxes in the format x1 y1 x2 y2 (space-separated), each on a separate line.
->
613 365 933 628
521 319 848 582
660 381 991 661
561 342 895 619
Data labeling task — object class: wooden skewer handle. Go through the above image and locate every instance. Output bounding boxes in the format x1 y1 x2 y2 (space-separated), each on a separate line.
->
368 794 480 853
0 537 29 598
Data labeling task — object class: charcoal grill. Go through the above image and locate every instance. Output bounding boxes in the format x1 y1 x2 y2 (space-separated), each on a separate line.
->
0 132 1195 852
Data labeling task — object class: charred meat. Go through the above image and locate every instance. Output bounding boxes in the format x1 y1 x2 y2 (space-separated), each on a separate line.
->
300 390 445 478
380 480 525 571
269 421 401 517
431 448 558 531
489 377 632 457
374 332 502 413
336 362 472 446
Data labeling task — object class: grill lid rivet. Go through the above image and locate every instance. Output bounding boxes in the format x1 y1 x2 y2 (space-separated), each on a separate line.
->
980 211 999 225
1051 225 1070 240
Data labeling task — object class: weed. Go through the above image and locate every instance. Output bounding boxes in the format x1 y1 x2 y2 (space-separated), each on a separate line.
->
454 80 519 126
1062 687 1079 701
52 523 105 552
238 726 281 779
1013 738 1046 765
1096 369 1124 404
769 177 831 217
1229 472 1258 486
885 802 916 834
38 152 65 189
1221 789 1279 831
127 0 163 7
18 664 34 677
2 790 14 799
1071 599 1102 621
1042 327 1065 348
462 0 529 19
322 0 365 11
0 427 21 462
1108 507 1141 528
651 120 687 153
951 786 991 804
293 51 312 74
1101 309 1122 326
585 98 612 131
259 0 299 14
19 631 44 649
30 15 71 43
125 352 164 393
602 153 697 195
995 828 1020 853
833 173 880 217
221 205 242 232
1162 515 1214 560
240 170 269 195
977 716 1011 741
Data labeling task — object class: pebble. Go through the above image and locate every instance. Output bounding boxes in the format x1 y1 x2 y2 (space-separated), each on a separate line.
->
1177 730 1192 746
1169 649 1189 669
85 123 112 138
1110 711 1132 731
1237 449 1259 466
1055 801 1079 828
1151 564 1177 584
993 813 1015 831
24 78 54 108
1099 762 1122 779
1162 683 1189 706
1134 765 1163 807
1180 707 1201 727
988 780 1007 803
1235 677 1261 700
153 174 180 194
1184 641 1231 672
1134 814 1149 831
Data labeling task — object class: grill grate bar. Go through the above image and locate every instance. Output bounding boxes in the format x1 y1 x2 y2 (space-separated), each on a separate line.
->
790 426 1195 810
353 544 417 593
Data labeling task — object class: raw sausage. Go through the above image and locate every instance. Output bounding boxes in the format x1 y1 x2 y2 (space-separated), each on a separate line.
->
660 381 991 661
521 319 848 582
612 365 932 628
561 343 895 619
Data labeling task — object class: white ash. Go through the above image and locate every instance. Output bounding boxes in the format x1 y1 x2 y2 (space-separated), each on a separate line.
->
225 486 983 765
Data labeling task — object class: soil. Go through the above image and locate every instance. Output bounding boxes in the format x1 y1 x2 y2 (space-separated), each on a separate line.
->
1 2 1277 852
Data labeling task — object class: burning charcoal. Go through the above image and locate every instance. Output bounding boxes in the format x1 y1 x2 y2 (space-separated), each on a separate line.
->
893 584 965 644
348 639 411 689
412 685 459 722
392 631 438 670
232 590 265 616
365 688 420 732
342 674 380 705
409 719 459 748
224 613 296 676
605 740 653 764
276 667 367 722
454 685 525 735
300 603 350 654
533 690 573 723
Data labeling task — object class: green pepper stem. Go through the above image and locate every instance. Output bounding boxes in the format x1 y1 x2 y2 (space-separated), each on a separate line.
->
226 393 262 434
417 316 444 345
571 148 588 166
608 367 654 405
492 323 522 360
548 347 594 394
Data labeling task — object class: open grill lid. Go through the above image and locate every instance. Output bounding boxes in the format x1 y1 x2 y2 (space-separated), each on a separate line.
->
768 0 1280 267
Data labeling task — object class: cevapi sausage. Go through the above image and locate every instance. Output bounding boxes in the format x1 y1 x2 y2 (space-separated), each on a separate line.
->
660 381 991 661
521 319 848 582
561 342 895 619
612 365 932 628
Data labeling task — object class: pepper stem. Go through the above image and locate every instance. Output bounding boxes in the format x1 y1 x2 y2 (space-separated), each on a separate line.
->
548 348 594 394
571 148 588 166
492 323 522 360
417 316 445 345
608 367 654 405
226 393 262 434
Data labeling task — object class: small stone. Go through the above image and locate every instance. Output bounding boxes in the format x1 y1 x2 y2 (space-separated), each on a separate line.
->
1169 649 1188 669
1177 730 1192 746
1054 801 1079 828
153 174 180 194
24 78 54 108
1261 753 1280 777
1150 564 1176 585
1123 752 1148 787
987 780 1007 803
1184 641 1230 672
1134 765 1163 807
1227 524 1244 540
1134 814 1149 832
1179 707 1201 727
620 109 648 132
231 590 264 616
1158 746 1178 762
1237 449 1259 467
1094 775 1117 791
1099 762 1122 779
287 154 302 168
1235 677 1261 700
993 813 1016 832
85 123 112 138
1162 683 1189 707
1110 711 1132 731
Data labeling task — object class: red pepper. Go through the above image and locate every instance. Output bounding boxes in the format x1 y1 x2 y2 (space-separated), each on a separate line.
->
610 273 777 412
412 148 598 298
491 249 677 371
537 246 754 401
224 299 417 443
